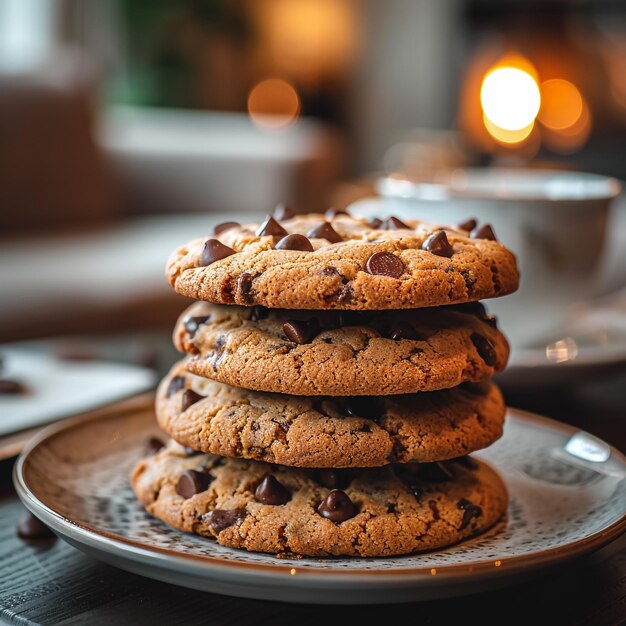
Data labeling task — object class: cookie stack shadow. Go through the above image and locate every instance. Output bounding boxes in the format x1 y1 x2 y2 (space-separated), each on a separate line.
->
131 209 520 557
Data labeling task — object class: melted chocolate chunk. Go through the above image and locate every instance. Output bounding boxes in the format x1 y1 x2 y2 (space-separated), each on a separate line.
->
145 437 165 456
204 508 247 533
365 251 405 278
457 498 483 530
471 224 497 241
272 203 296 220
184 315 210 337
166 375 185 397
248 306 269 321
275 234 314 252
176 470 214 499
381 216 410 230
331 283 354 303
212 221 240 235
16 513 56 541
368 217 383 228
238 272 253 296
325 208 349 218
418 462 454 483
256 216 288 237
254 474 291 505
200 239 235 266
471 333 497 366
306 222 342 243
457 218 477 232
0 379 27 394
388 321 421 341
317 489 357 523
181 389 205 411
283 319 319 344
422 230 453 258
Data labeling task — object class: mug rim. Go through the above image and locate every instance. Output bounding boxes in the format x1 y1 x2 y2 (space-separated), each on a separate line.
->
377 167 622 203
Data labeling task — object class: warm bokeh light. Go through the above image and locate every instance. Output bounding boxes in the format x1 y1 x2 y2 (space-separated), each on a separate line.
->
255 0 358 83
483 116 535 144
542 98 592 154
481 66 541 131
538 79 583 130
247 78 301 129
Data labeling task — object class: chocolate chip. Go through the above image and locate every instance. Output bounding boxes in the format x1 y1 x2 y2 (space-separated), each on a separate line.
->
314 468 354 490
238 272 253 296
16 513 56 541
200 239 235 265
343 397 381 420
204 508 247 533
272 203 296 220
213 221 240 235
256 216 288 237
166 375 185 397
184 315 210 337
331 283 354 303
381 216 410 230
248 306 268 321
422 230 454 257
457 498 483 530
471 224 497 241
457 218 477 232
317 489 356 523
306 222 342 243
145 437 165 455
451 456 479 470
471 333 497 366
182 389 204 411
325 208 349 218
418 462 454 483
0 379 27 394
388 321 420 341
283 319 319 344
176 470 214 499
254 474 291 505
368 218 383 228
275 234 313 251
365 251 405 278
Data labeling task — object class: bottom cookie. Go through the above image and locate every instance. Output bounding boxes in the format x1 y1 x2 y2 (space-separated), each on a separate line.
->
131 440 507 557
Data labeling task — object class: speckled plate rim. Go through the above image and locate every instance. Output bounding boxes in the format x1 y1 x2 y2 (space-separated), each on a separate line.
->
12 396 626 588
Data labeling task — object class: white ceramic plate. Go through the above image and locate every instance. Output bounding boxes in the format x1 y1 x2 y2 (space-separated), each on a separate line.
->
13 397 626 605
0 348 156 436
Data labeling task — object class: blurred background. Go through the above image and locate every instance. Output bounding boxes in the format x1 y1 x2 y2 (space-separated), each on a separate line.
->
1 0 626 450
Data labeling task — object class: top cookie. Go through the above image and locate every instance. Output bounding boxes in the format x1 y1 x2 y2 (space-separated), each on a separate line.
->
166 211 519 310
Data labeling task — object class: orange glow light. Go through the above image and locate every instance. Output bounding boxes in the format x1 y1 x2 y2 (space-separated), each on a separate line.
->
543 97 592 154
539 79 583 130
481 66 541 132
247 78 301 129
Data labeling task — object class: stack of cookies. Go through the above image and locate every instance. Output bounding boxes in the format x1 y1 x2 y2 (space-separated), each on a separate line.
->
132 208 520 557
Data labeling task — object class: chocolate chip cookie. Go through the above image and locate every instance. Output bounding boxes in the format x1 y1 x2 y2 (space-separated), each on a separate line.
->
157 361 505 467
173 300 508 396
131 440 507 557
166 213 519 310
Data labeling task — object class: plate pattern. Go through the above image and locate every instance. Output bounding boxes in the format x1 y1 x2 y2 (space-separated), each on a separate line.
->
20 409 626 572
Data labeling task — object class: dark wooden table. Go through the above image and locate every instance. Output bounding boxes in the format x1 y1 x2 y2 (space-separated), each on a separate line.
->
1 359 625 625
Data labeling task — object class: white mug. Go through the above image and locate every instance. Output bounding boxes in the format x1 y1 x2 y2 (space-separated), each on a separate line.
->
349 168 621 348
